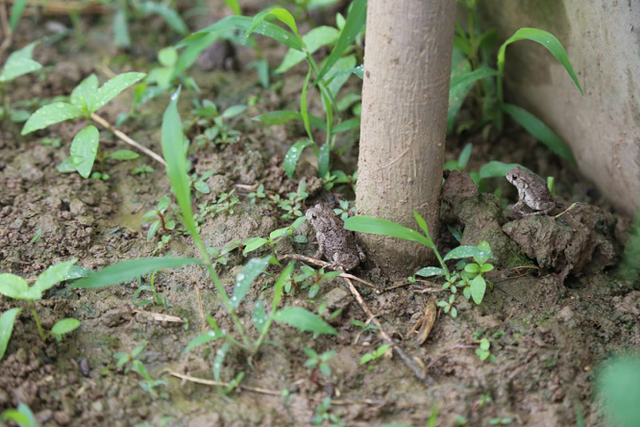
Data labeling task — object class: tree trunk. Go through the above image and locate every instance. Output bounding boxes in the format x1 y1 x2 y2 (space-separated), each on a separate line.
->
356 0 456 275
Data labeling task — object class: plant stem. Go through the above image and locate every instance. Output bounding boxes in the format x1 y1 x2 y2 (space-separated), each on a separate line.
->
29 305 46 342
90 113 167 166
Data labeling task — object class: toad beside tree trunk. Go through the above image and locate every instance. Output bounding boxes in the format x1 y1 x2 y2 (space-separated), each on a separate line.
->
355 0 456 275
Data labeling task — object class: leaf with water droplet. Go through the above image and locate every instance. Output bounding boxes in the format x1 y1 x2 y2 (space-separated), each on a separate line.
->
70 74 98 112
22 102 83 135
92 72 146 113
69 125 100 178
0 43 42 83
284 140 313 179
231 257 271 308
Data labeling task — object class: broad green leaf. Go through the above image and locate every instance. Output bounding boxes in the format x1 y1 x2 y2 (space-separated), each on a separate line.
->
325 55 356 97
51 318 81 337
33 259 77 293
231 257 271 308
70 74 98 112
70 125 100 178
158 47 178 67
345 216 433 248
182 16 304 51
245 8 301 46
93 72 146 112
221 105 246 119
478 161 521 179
597 356 640 427
458 143 472 169
110 149 139 160
161 90 200 243
0 43 42 83
113 9 131 48
69 257 203 289
224 0 241 15
272 262 295 312
314 0 366 85
284 140 313 179
253 110 301 125
447 67 498 134
276 26 339 74
252 300 267 333
183 329 224 353
21 102 83 135
331 64 364 82
1 403 38 427
0 308 22 361
331 118 360 134
9 0 28 32
175 32 221 75
469 275 486 305
274 307 337 335
138 1 188 35
443 246 492 262
0 274 40 300
415 267 446 278
502 103 575 164
242 237 268 255
498 28 583 95
337 93 361 112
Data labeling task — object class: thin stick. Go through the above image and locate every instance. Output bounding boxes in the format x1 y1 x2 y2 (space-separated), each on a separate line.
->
195 286 206 332
341 276 431 384
281 254 380 293
91 113 167 167
0 0 12 56
166 371 388 406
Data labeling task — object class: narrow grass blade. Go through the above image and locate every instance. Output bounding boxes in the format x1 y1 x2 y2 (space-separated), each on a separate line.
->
314 0 366 85
503 103 575 164
284 140 313 179
9 0 28 31
232 257 271 308
300 67 314 142
274 307 337 335
69 257 203 289
344 216 433 248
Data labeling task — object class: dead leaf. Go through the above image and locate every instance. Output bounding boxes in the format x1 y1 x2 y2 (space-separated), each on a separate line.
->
408 299 437 345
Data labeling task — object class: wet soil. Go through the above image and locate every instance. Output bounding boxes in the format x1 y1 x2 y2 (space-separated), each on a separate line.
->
1 6 639 427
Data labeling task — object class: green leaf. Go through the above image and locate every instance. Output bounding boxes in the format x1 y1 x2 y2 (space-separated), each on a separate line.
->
221 105 246 119
415 267 446 278
93 72 146 112
284 140 313 179
502 103 575 164
498 28 583 95
345 216 433 248
0 43 42 83
274 307 337 335
0 274 40 300
21 102 83 135
51 318 81 337
33 259 77 294
182 16 304 51
470 275 486 305
272 262 295 312
276 26 339 74
110 149 140 160
245 8 301 46
69 257 203 289
253 110 301 125
447 68 498 134
478 161 521 179
314 0 366 85
458 143 473 169
70 74 98 112
161 89 200 243
331 118 360 134
70 125 100 178
242 237 269 255
158 47 178 67
183 328 224 353
138 1 188 35
318 142 331 178
113 8 131 48
1 403 38 427
232 257 271 308
9 0 28 32
213 342 231 382
443 246 492 262
325 55 357 97
224 0 241 15
412 210 433 244
252 300 268 333
300 67 314 142
0 308 22 361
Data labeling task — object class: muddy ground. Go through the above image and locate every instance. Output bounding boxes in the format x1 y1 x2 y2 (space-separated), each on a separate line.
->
1 4 639 427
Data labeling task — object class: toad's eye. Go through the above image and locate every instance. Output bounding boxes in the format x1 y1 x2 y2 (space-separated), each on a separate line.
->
311 214 317 219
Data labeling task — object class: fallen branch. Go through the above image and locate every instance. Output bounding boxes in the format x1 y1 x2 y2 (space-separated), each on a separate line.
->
91 113 167 167
281 254 380 293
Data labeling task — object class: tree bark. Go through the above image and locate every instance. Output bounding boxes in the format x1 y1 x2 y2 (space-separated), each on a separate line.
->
356 0 456 275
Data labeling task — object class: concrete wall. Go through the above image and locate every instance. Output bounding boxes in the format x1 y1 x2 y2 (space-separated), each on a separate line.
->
479 0 640 215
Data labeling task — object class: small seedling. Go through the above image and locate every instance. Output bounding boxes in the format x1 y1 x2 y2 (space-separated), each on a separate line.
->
191 100 246 146
351 319 380 334
312 397 345 427
360 344 391 370
475 338 496 363
21 71 149 178
247 184 266 206
333 200 355 221
242 215 307 257
304 347 335 377
133 272 170 308
113 343 146 374
323 170 358 191
133 359 168 398
1 43 42 127
345 212 494 318
142 195 176 242
295 266 341 298
489 418 513 425
132 163 154 178
0 260 81 359
0 403 39 427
